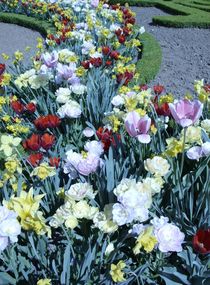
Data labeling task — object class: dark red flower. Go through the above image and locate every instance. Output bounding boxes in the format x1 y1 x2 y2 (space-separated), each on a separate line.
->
34 115 60 130
139 84 148 91
11 100 25 114
153 85 165 95
204 84 210 93
81 60 90 69
0 63 5 76
24 134 41 151
193 229 210 254
115 29 122 37
123 27 130 36
118 35 126 44
49 157 60 168
154 102 171 116
41 133 55 150
117 71 134 86
102 46 111 55
90 57 102 67
110 51 120 60
106 60 112 66
125 17 135 25
25 102 36 113
27 153 43 166
96 127 121 151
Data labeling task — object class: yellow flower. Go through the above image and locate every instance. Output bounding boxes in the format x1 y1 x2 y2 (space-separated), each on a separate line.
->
2 53 10 60
31 163 56 180
159 94 174 104
1 73 11 86
125 97 138 111
165 137 184 157
14 50 24 62
110 260 126 283
4 188 51 236
133 226 157 254
108 115 121 132
37 279 51 285
182 126 202 145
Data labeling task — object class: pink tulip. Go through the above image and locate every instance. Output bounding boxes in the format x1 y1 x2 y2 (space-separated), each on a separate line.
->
125 111 151 143
169 99 203 128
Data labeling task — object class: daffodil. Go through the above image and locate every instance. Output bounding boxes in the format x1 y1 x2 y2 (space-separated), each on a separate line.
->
31 163 56 180
133 226 157 254
110 260 126 283
0 135 21 156
37 279 51 285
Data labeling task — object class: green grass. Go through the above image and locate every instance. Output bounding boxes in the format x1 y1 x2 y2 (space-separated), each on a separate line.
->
0 12 55 36
109 0 210 28
136 32 162 84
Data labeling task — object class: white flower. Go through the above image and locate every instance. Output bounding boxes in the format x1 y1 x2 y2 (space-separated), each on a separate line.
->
113 178 136 197
83 127 94 138
105 243 114 256
57 100 82 118
144 156 170 176
201 119 210 133
0 206 21 251
112 203 133 226
66 182 95 201
202 142 210 156
84 140 104 156
156 223 185 253
55 87 71 104
139 26 145 34
111 95 124 107
142 177 164 195
71 84 86 95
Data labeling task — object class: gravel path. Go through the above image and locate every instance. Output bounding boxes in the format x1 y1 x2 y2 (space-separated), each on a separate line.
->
0 23 41 67
133 7 210 96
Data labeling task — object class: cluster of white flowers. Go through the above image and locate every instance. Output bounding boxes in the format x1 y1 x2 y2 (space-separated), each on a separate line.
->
0 206 21 251
144 156 170 177
50 182 98 229
14 69 49 90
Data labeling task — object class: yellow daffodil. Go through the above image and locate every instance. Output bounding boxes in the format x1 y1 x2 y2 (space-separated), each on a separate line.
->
37 279 51 285
31 163 56 180
133 226 157 254
110 260 126 283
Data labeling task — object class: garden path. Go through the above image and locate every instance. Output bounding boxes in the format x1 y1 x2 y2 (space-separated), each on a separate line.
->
0 23 41 67
133 7 210 96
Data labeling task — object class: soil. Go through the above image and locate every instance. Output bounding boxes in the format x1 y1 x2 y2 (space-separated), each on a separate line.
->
133 7 210 96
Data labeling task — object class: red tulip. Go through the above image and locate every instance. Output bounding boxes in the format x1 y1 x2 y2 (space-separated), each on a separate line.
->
102 46 111 55
24 134 41 151
110 51 120 60
0 63 5 76
11 100 25 114
41 133 55 150
27 153 43 166
25 102 36 113
89 57 102 67
193 229 210 254
96 127 121 151
34 115 60 130
154 102 171 116
153 85 165 95
49 157 60 168
81 60 90 69
118 35 126 44
115 29 122 37
139 84 148 91
106 60 112 67
204 84 210 93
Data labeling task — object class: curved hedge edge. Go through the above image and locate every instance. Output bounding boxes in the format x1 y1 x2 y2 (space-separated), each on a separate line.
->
0 12 55 37
136 32 162 85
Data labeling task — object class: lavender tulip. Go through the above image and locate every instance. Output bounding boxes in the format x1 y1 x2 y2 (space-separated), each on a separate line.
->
125 111 151 143
169 99 203 128
42 51 58 68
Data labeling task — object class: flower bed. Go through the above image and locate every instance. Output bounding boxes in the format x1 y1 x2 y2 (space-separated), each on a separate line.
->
0 1 210 284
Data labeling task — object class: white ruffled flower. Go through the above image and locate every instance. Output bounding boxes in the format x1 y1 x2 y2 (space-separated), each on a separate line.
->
57 100 82 118
111 95 124 107
84 140 104 156
201 119 210 133
66 182 95 201
55 87 71 104
144 156 170 176
71 84 87 95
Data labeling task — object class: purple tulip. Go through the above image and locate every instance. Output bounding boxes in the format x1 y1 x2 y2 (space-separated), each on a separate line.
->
125 111 151 143
42 51 58 68
56 63 79 84
169 99 203 128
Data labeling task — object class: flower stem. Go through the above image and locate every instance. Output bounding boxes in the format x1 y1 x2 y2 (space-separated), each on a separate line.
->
180 127 187 175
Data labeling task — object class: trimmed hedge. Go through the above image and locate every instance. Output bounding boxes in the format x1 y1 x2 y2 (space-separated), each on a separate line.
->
136 32 162 84
109 0 210 28
0 12 55 36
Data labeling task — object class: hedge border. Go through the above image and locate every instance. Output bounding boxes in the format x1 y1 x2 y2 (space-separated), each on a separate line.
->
0 12 55 36
136 32 162 84
109 0 210 28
